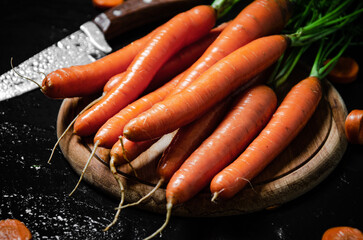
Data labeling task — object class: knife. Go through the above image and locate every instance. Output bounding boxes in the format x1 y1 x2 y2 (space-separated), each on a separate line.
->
0 0 205 102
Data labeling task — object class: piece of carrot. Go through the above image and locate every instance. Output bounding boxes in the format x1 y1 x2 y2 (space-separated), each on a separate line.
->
0 219 32 240
169 0 292 95
326 57 359 84
210 77 322 200
322 226 363 240
167 84 277 205
73 5 216 137
345 109 363 145
124 35 289 142
93 0 124 9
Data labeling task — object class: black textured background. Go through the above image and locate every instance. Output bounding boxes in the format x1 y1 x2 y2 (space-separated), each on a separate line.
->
0 0 362 239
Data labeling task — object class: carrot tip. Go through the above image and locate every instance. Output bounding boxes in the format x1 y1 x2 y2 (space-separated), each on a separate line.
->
211 192 219 203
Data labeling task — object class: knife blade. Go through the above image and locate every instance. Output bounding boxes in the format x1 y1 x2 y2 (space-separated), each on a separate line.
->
0 0 205 102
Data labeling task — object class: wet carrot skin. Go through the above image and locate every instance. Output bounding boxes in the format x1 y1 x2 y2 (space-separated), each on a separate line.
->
166 85 277 205
0 219 32 240
110 137 159 166
210 77 322 200
124 35 289 142
73 5 217 137
157 95 232 183
95 73 182 149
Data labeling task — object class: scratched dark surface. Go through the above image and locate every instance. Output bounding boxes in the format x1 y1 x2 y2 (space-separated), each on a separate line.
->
1 0 363 239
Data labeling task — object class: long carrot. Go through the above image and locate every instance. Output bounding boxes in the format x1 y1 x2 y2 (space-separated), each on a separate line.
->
102 22 228 94
41 25 161 99
168 0 292 95
210 77 322 199
124 34 288 142
73 5 217 137
167 85 277 204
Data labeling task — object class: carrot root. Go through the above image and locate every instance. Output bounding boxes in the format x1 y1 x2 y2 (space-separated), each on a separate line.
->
144 202 173 240
48 96 103 164
69 140 100 196
117 179 164 210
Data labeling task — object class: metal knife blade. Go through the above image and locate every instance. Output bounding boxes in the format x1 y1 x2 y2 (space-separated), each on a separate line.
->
0 0 205 102
0 22 110 102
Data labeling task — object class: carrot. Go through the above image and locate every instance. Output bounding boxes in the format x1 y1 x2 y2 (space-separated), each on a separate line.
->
145 84 277 239
210 22 358 199
322 226 363 240
326 57 359 84
110 136 160 168
93 0 124 9
96 72 182 149
124 34 289 142
102 22 228 94
0 219 32 240
210 77 322 199
41 23 162 99
73 5 217 137
167 85 277 204
345 109 363 145
168 0 292 95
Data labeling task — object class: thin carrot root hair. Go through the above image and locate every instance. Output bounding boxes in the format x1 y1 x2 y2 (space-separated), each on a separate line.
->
144 201 173 240
116 178 164 210
69 140 100 196
104 158 125 231
48 95 103 164
211 177 256 202
10 57 43 89
119 136 138 177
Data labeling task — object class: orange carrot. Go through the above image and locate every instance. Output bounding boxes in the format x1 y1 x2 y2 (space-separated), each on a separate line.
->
96 72 182 149
0 219 32 240
345 109 363 145
167 85 277 204
73 5 216 137
93 0 124 9
110 136 159 167
103 22 228 94
157 95 232 183
169 0 292 95
41 25 160 99
124 35 289 142
322 226 363 240
210 77 322 200
326 57 359 84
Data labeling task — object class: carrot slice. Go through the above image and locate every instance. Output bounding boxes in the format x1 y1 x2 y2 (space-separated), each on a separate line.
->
326 57 359 84
322 226 363 240
0 219 32 240
345 109 363 145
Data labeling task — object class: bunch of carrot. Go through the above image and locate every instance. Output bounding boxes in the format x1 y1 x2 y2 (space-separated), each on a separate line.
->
27 0 362 237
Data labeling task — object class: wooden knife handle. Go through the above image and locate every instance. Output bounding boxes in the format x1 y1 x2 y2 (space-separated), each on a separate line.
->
94 0 207 40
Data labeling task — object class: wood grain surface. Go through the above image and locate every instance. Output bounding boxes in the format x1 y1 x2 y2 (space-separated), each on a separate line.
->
57 76 348 217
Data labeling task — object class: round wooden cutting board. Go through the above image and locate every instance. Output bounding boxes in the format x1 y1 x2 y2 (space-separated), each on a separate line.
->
56 78 348 217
